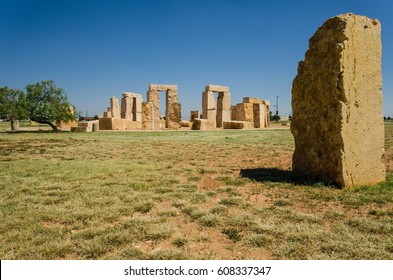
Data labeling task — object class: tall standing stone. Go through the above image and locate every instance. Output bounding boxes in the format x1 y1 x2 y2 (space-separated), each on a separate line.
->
291 13 385 187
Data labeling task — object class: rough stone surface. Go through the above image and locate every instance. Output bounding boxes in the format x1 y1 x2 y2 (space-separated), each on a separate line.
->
291 13 385 188
236 103 254 123
72 120 99 132
167 102 181 129
200 85 231 129
223 121 253 130
243 97 263 104
191 119 216 130
146 84 181 130
110 97 121 119
180 120 193 127
205 85 229 92
99 118 141 130
190 111 200 121
142 102 154 130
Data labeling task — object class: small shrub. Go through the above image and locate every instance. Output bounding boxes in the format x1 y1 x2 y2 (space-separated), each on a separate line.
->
274 200 292 207
219 197 242 206
134 201 154 213
209 205 228 215
222 228 243 242
244 234 272 248
199 214 219 227
172 237 188 247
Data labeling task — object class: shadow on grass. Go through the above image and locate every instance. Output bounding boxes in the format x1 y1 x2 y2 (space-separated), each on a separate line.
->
1 130 63 134
240 167 339 188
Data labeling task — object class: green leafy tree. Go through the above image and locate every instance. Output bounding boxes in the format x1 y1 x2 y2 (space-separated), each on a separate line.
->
0 86 28 130
25 81 76 131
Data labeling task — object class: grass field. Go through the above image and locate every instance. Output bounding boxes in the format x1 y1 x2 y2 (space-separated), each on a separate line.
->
1 122 393 260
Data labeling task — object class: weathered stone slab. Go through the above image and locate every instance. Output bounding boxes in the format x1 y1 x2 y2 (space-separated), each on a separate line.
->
202 91 216 110
223 121 253 129
217 92 231 110
99 117 141 130
142 102 154 130
167 102 181 130
110 96 121 119
291 13 385 188
217 109 231 128
243 97 263 104
236 103 254 122
149 84 177 92
190 111 200 121
191 118 216 130
205 85 229 92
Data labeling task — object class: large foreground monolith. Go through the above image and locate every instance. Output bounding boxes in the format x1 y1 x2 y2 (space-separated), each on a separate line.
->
291 13 385 188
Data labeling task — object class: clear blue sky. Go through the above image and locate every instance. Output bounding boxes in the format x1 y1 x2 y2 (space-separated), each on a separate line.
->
1 0 392 118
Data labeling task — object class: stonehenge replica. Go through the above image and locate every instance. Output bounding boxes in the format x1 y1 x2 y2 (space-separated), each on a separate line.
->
99 84 271 131
291 13 385 188
192 85 270 130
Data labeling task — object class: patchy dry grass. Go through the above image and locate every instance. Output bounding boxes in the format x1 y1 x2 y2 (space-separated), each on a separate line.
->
0 123 393 260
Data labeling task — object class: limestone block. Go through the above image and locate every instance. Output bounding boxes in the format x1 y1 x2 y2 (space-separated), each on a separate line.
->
166 90 179 104
230 106 237 121
146 90 160 130
135 95 143 113
291 13 385 188
253 103 262 128
180 120 192 127
56 120 78 131
103 107 112 118
223 121 253 129
191 119 216 130
202 91 216 110
190 111 200 121
243 97 263 104
121 94 134 120
217 109 231 128
167 102 181 130
202 109 217 125
142 102 154 130
217 91 231 110
149 84 177 92
110 97 121 119
236 103 254 123
205 85 229 92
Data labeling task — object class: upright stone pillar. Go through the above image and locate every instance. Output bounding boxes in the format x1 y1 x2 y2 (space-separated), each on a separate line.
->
202 91 217 128
121 93 134 120
217 91 231 127
147 88 160 130
291 13 385 188
110 96 121 119
166 88 181 129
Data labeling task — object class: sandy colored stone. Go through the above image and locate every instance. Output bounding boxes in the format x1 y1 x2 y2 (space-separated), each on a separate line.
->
149 84 177 92
191 119 216 130
142 102 154 130
167 102 181 130
110 96 121 119
190 111 200 121
291 13 385 188
180 120 192 127
230 106 237 120
236 103 254 123
146 84 181 130
202 109 217 128
205 85 229 92
202 91 216 110
223 121 253 129
217 109 231 128
243 97 263 104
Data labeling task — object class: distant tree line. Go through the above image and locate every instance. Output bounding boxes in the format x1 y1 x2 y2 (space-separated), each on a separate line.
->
0 80 76 131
